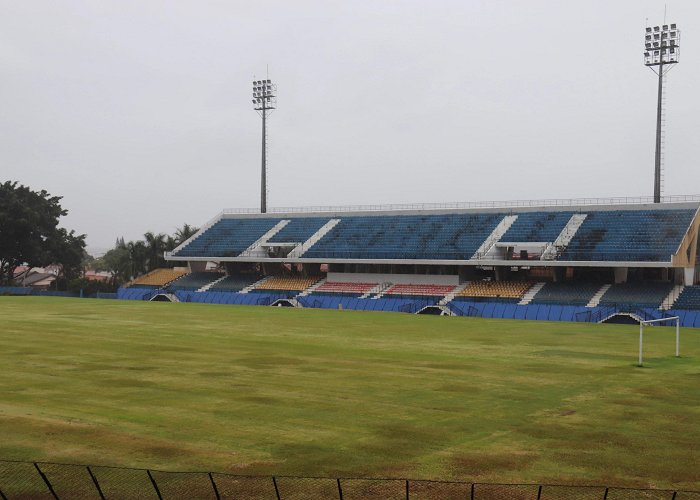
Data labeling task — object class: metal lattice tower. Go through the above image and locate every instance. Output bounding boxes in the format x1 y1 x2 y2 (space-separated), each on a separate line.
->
644 22 680 203
252 78 277 213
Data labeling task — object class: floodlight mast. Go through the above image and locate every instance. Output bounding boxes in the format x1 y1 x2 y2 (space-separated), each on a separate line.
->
252 78 277 213
644 23 680 203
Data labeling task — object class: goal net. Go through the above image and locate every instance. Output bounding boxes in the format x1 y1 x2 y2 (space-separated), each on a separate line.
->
638 316 680 367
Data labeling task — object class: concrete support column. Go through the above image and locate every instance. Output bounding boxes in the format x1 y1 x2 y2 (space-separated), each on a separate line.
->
188 261 207 272
614 267 628 284
684 267 695 286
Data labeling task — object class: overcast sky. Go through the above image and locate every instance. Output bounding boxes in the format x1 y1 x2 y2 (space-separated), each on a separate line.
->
2 0 699 252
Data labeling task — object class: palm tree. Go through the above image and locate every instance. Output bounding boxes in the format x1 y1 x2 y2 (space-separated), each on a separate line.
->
175 224 199 246
143 232 167 271
127 240 148 279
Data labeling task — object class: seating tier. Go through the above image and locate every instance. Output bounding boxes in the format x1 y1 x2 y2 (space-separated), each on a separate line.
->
459 281 533 299
531 282 601 305
303 213 503 260
598 283 673 308
501 211 574 242
168 272 225 291
209 275 262 292
267 217 330 243
129 268 188 287
559 209 695 262
673 286 700 310
315 281 377 294
384 284 457 296
173 218 280 258
254 276 320 291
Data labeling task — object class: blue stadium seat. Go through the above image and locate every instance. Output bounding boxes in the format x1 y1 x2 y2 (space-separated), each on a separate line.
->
673 286 700 310
559 209 695 262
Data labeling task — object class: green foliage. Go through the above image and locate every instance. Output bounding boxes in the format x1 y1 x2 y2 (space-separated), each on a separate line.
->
98 224 198 285
0 181 86 284
66 277 117 294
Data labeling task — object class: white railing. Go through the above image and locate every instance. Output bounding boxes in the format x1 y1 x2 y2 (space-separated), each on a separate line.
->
219 194 700 215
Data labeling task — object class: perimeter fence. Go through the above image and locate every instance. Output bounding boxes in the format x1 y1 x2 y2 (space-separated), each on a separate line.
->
1 460 699 500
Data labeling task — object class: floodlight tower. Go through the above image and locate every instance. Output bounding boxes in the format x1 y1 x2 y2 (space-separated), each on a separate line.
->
644 23 680 203
252 78 277 213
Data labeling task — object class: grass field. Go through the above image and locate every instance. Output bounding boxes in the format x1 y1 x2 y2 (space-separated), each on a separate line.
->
1 297 699 490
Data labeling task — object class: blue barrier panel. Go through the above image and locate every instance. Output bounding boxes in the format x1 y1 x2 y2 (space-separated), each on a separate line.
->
683 311 695 327
446 302 462 316
353 299 367 311
501 304 517 319
536 304 550 321
482 302 496 318
558 306 575 322
548 305 563 321
523 305 538 320
493 303 506 319
0 286 32 295
513 305 527 320
691 312 700 328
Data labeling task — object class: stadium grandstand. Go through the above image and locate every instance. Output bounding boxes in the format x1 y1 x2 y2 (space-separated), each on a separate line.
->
117 196 700 326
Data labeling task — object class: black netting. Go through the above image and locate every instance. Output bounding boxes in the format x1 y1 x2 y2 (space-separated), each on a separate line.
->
275 476 339 499
0 461 54 500
211 473 277 500
148 470 217 500
90 465 160 500
339 478 405 499
540 484 607 499
0 461 697 500
408 479 471 499
473 483 540 500
606 488 675 499
38 463 101 500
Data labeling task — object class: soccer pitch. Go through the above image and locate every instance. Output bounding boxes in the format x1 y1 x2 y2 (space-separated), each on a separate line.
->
1 297 698 490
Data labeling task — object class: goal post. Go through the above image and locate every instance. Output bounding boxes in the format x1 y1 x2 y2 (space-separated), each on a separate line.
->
638 316 680 367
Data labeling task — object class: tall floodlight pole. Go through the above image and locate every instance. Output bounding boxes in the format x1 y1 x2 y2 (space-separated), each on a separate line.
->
644 23 680 203
252 78 277 213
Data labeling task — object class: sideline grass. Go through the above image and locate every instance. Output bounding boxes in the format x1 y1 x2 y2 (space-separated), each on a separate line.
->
0 296 699 489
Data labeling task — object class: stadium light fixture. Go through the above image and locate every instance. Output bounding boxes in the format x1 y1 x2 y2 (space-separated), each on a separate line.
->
252 77 277 213
644 22 680 203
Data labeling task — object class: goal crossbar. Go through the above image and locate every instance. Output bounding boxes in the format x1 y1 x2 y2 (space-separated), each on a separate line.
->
638 316 680 367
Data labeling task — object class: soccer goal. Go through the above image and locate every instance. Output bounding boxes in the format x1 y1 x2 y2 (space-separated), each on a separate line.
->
638 316 680 367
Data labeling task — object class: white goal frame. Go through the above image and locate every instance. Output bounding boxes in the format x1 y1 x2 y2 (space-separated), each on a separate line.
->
638 316 680 367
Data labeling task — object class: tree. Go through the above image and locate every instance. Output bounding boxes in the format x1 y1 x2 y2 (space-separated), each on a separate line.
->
143 231 167 271
175 223 198 246
101 245 131 284
47 228 87 281
0 181 86 284
127 240 147 280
